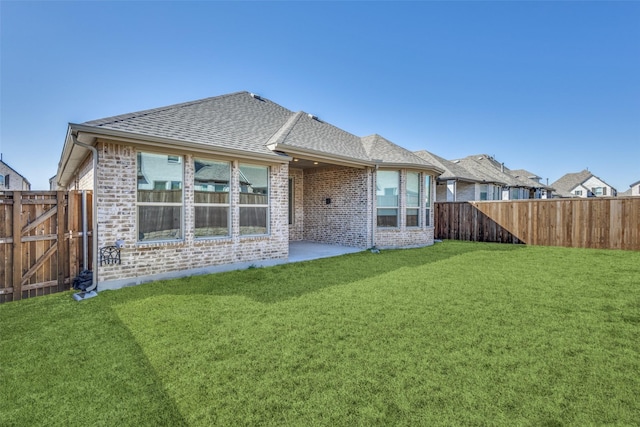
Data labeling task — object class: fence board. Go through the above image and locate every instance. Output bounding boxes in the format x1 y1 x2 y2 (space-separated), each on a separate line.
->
0 191 91 303
435 198 640 250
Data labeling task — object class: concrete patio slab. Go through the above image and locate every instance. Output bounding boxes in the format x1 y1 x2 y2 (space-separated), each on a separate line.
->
288 241 364 263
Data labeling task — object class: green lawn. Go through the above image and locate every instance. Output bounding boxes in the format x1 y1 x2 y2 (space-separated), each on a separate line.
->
1 241 639 426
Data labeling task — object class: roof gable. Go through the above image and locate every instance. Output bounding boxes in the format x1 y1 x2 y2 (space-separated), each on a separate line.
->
551 170 594 196
84 91 293 158
361 135 441 170
415 150 489 182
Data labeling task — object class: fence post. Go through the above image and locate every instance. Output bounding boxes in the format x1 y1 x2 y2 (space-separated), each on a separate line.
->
12 191 22 301
57 191 66 292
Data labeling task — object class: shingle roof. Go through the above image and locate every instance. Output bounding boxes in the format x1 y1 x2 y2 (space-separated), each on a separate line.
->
84 91 291 159
550 170 593 197
76 91 441 172
452 155 517 186
362 135 442 169
414 150 490 182
274 112 371 162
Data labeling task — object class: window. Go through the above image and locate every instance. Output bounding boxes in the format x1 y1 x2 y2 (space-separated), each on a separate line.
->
406 172 420 227
239 164 269 235
137 152 183 242
377 170 399 227
194 158 230 238
425 174 432 226
0 175 4 187
168 155 180 164
4 175 9 188
575 190 583 196
510 188 520 200
592 187 604 196
493 186 501 200
480 184 488 201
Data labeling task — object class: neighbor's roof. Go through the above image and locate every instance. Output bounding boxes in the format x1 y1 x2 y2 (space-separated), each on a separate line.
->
452 155 517 186
414 150 494 182
58 91 441 186
550 170 594 197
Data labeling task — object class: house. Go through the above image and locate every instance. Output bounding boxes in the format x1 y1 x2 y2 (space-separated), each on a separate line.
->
451 155 551 200
619 180 640 197
508 169 553 199
551 170 617 198
415 150 506 201
0 156 31 190
55 91 443 290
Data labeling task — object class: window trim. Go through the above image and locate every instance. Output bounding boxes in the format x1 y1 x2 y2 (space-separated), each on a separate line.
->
239 163 270 236
406 171 421 228
136 151 184 243
377 170 400 228
193 158 231 239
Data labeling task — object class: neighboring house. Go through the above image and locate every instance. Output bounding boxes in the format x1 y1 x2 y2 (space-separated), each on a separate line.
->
0 157 31 190
508 169 553 199
452 155 551 200
415 150 506 201
628 180 640 197
551 170 617 198
55 91 443 290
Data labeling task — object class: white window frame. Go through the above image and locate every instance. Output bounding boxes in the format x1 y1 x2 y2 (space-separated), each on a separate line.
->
193 158 231 239
136 151 184 243
425 174 432 227
377 170 399 228
406 171 421 228
239 163 270 236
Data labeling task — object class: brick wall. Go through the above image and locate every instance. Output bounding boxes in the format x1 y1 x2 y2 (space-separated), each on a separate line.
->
302 166 373 248
289 167 304 241
91 141 289 286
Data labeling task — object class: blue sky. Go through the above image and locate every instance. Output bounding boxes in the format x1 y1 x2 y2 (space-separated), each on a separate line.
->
1 1 639 191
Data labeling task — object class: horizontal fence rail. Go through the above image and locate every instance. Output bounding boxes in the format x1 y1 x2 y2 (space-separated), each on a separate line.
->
435 198 640 250
0 191 92 303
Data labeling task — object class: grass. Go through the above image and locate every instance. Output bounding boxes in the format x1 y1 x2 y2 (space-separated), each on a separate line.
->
1 240 639 426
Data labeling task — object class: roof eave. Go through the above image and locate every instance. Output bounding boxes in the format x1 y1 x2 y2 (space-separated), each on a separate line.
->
57 123 292 188
271 143 374 169
376 161 444 175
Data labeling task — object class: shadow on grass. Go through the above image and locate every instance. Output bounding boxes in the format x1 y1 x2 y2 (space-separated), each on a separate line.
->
0 295 189 427
103 241 525 305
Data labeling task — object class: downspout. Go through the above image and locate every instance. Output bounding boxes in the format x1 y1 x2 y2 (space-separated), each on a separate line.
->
71 135 98 289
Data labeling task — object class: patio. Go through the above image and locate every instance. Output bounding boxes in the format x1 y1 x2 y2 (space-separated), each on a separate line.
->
288 241 364 263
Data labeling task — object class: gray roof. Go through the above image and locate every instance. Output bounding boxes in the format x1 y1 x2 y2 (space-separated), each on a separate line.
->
452 155 517 186
72 91 440 172
550 170 593 197
362 135 443 169
510 169 541 181
414 150 492 182
84 91 291 159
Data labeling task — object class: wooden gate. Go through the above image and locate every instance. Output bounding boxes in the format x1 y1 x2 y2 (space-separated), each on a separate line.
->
0 191 92 303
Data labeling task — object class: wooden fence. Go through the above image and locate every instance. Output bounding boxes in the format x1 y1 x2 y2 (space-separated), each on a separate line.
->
0 191 92 303
435 197 640 250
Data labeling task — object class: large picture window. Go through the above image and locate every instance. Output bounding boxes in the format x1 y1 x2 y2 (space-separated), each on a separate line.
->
239 164 269 235
194 158 230 238
406 171 420 227
425 175 432 226
137 152 183 242
377 170 399 227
